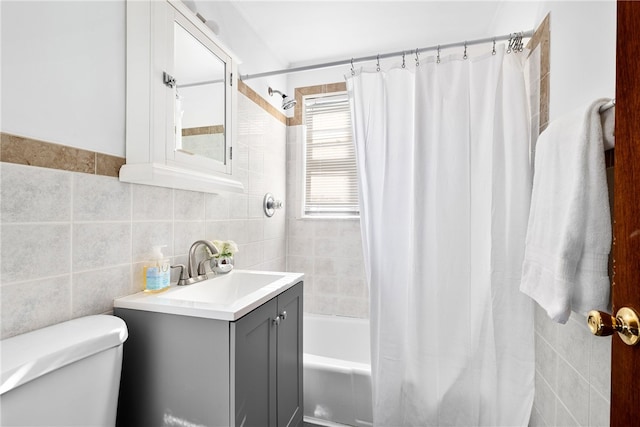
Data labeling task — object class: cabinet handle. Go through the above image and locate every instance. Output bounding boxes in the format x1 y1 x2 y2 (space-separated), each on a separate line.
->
273 311 288 326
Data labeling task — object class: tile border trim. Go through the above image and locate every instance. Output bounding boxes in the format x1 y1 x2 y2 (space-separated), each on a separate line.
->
238 80 287 125
0 132 125 178
289 82 348 127
528 13 551 134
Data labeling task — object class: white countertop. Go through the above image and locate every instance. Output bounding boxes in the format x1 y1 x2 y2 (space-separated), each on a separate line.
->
114 270 304 321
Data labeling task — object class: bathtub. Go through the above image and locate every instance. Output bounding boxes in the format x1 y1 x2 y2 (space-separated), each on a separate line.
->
303 314 373 427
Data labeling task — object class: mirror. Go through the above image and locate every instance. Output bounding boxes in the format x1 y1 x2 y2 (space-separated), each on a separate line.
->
174 22 226 163
120 0 243 194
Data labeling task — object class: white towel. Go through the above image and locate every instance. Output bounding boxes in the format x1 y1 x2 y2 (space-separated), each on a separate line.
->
601 107 615 150
520 99 612 324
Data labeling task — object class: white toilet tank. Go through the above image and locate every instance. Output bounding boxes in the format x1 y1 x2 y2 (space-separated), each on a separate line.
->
0 315 128 426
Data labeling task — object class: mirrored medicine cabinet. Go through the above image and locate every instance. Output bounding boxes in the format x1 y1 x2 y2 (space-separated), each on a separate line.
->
120 0 244 193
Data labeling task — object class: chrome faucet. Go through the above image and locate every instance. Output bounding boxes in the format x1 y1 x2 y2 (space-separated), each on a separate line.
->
172 240 219 286
188 240 219 280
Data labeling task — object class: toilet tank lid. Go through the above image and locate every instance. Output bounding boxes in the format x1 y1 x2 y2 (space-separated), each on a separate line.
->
1 315 128 395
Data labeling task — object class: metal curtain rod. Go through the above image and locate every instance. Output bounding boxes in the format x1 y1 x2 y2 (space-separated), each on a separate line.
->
177 78 225 89
240 29 535 81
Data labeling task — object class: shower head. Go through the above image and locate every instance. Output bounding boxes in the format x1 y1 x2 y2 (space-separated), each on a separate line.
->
281 95 297 110
268 87 297 110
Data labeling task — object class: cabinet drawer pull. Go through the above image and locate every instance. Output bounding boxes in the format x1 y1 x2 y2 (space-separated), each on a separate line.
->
280 311 287 320
273 316 281 326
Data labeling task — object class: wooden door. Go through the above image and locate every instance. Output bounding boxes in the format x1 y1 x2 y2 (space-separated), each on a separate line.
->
610 1 640 424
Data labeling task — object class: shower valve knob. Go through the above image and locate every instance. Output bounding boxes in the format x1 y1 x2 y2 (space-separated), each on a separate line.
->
263 193 283 217
587 307 640 346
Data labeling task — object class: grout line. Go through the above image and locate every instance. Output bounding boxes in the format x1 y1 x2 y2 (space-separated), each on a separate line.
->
554 344 591 385
69 173 75 318
535 325 593 386
128 182 134 291
555 398 581 426
0 273 72 287
1 220 75 226
67 263 135 276
589 379 611 403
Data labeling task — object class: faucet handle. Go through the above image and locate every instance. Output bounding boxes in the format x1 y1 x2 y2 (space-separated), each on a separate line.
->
171 264 190 286
197 258 213 276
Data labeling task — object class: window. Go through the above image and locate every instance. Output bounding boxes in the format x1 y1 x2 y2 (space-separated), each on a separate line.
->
303 92 359 217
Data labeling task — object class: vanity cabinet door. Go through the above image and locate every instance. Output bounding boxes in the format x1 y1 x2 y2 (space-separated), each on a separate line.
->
232 281 303 427
233 298 278 427
276 283 303 427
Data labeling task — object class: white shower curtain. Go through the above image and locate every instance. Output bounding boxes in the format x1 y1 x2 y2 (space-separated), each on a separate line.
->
346 48 535 426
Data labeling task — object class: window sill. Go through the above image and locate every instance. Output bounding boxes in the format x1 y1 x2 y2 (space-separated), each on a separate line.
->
299 214 360 221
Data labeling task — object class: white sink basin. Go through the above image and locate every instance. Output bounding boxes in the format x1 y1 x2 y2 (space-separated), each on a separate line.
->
114 270 304 321
158 271 285 305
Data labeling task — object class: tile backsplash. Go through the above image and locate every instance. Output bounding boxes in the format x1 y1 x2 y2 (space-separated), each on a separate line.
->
530 308 611 426
285 97 369 319
0 92 287 339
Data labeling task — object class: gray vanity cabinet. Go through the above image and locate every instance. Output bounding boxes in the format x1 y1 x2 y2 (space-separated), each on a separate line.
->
276 284 304 427
233 282 303 427
115 281 303 427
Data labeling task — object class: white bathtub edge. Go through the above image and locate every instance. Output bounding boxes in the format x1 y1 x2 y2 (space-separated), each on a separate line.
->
303 353 371 375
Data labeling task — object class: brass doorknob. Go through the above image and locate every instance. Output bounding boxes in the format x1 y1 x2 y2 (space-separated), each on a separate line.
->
587 307 640 346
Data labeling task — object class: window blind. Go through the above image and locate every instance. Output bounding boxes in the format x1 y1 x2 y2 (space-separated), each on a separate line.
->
304 93 359 216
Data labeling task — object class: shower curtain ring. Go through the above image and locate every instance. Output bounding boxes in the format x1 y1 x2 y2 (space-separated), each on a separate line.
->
492 39 496 55
402 52 406 69
351 58 355 76
436 45 441 64
517 32 524 52
376 54 380 72
415 49 420 67
463 41 468 60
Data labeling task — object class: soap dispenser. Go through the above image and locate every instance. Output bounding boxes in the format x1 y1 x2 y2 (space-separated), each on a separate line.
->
143 245 170 293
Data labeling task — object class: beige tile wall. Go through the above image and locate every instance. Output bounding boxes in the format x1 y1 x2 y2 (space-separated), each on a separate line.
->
285 84 369 319
0 90 288 339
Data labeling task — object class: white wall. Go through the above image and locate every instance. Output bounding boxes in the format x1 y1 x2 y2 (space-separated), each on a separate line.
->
1 1 126 156
285 0 617 112
4 0 612 156
537 1 616 120
190 0 288 113
0 0 288 156
284 2 547 98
